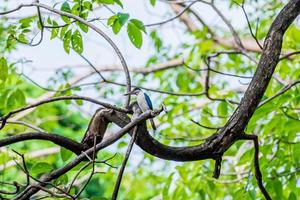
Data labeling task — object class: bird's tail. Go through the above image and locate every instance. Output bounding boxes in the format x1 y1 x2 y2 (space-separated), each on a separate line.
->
149 118 156 131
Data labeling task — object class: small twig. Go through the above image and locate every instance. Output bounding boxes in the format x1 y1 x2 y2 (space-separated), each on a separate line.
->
213 157 222 179
240 134 271 200
74 135 98 198
183 61 253 79
279 50 300 60
202 56 240 105
66 161 92 193
12 150 75 199
145 1 198 27
210 3 244 50
190 119 222 130
235 1 263 50
0 95 129 130
12 150 30 186
280 107 300 121
259 81 300 107
6 120 45 132
112 126 138 200
0 181 20 195
95 153 118 169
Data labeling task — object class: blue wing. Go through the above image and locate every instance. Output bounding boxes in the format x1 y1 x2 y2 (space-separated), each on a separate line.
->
144 93 153 110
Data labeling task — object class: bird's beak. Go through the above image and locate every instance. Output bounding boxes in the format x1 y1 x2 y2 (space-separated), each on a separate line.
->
123 91 134 96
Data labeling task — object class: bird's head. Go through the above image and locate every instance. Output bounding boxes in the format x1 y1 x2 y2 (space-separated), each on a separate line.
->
124 87 141 96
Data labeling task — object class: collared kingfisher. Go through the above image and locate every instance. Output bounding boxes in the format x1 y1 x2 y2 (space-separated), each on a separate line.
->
125 88 156 131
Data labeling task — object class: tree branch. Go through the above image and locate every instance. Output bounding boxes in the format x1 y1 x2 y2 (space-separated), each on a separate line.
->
0 95 129 130
0 132 84 155
14 108 162 199
112 126 138 200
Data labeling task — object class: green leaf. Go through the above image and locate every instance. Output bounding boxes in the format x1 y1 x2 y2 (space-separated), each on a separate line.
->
71 3 81 15
50 21 59 39
6 34 16 51
84 1 93 10
0 57 8 83
248 190 256 200
79 22 89 33
117 141 128 149
112 21 122 34
107 15 118 26
6 89 26 110
61 1 71 13
60 25 69 38
37 20 42 30
97 0 114 4
71 30 83 54
217 102 228 116
127 22 143 49
273 179 283 198
18 33 28 43
107 15 122 34
54 174 69 186
75 99 83 105
15 89 26 105
47 16 52 24
288 192 297 200
63 30 72 54
107 13 129 34
130 19 146 33
150 0 156 6
61 2 71 23
114 0 123 8
60 147 72 162
163 173 174 199
19 17 35 29
117 12 129 26
31 162 52 176
150 30 162 52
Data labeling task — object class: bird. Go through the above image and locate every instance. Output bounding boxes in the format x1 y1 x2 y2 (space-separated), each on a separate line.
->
124 88 156 131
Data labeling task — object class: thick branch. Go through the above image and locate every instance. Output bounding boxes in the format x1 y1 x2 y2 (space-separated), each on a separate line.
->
14 109 160 199
0 132 84 155
227 0 300 135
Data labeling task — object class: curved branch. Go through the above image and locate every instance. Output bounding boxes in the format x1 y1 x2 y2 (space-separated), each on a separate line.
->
0 95 129 130
0 132 84 155
226 0 300 135
33 2 131 107
106 0 300 161
259 80 300 107
145 1 197 27
104 110 217 161
14 109 160 199
6 120 45 132
103 0 300 194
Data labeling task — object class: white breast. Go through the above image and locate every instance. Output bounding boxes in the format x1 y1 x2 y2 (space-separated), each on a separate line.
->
137 92 149 112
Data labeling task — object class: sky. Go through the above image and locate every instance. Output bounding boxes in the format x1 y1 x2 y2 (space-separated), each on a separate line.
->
4 0 246 85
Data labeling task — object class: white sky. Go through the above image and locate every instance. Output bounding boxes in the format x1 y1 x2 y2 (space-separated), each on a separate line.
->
4 0 246 85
